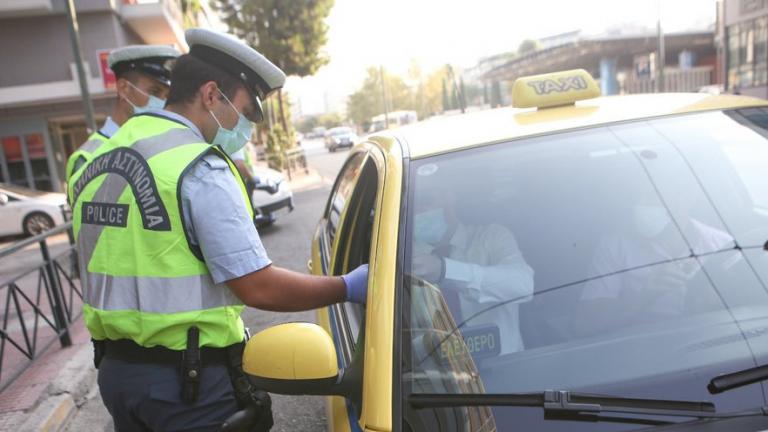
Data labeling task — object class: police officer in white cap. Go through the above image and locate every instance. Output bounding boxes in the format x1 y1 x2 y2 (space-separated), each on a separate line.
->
65 45 180 180
68 28 368 431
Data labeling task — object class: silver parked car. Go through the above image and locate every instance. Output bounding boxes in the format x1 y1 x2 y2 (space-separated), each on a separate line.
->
324 126 358 152
251 167 294 226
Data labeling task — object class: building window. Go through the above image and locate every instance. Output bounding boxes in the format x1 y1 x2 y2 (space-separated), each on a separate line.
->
1 136 27 187
741 0 766 14
727 16 768 89
756 18 768 85
0 134 51 191
728 24 741 88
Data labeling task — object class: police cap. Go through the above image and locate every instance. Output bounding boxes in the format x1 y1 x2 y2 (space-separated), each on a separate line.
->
185 28 286 121
108 45 181 87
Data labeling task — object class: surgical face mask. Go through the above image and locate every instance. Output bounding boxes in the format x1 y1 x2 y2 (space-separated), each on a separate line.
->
209 89 253 155
125 81 165 114
413 208 448 245
633 205 672 238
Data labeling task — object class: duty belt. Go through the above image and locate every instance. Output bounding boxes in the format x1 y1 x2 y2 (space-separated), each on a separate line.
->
102 338 229 366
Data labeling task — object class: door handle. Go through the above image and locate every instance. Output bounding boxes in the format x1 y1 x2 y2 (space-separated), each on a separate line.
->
307 260 313 272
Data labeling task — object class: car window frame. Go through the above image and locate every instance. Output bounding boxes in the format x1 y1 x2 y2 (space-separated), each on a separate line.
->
323 152 366 250
325 154 379 356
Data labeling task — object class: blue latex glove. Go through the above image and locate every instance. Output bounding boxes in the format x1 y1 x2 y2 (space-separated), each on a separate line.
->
342 264 369 304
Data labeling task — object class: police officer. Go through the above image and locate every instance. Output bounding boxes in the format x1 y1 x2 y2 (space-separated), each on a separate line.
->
65 45 180 180
68 28 368 431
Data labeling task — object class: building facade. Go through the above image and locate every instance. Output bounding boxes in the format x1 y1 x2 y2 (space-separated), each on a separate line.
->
720 0 768 97
0 0 187 192
481 30 716 101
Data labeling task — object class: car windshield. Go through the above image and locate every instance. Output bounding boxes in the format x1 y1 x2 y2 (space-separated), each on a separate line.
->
0 183 47 197
402 108 768 429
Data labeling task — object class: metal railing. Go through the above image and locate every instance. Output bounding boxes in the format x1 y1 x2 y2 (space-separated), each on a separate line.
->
0 222 82 391
284 147 310 181
624 66 714 94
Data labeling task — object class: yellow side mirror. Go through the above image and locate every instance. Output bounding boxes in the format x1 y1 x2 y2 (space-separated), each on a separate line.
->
243 322 343 395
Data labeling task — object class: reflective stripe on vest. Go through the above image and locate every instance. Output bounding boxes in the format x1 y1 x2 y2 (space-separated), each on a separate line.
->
66 132 109 181
72 113 253 350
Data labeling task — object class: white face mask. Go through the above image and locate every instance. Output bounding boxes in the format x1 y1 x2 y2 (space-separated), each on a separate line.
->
633 205 672 238
414 208 448 245
125 81 166 114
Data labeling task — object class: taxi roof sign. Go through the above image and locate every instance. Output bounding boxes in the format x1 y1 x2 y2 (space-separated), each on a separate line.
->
512 69 601 109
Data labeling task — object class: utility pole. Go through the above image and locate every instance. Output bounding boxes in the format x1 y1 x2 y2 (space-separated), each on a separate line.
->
656 0 666 93
379 66 390 129
65 0 97 133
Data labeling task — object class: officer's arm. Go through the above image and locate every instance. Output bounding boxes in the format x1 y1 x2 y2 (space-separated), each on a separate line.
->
226 265 346 312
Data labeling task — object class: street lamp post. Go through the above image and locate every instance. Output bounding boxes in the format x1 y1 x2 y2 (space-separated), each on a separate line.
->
64 0 97 133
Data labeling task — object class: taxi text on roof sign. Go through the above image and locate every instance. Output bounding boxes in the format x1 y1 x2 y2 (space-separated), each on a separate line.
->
512 69 601 109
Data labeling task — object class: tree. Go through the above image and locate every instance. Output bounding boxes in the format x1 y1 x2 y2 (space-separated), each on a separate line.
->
441 78 450 112
179 0 202 28
215 0 334 132
518 39 540 56
346 67 413 128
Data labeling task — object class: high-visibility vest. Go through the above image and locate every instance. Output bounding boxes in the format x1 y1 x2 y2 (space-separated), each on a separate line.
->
70 113 253 350
65 131 110 181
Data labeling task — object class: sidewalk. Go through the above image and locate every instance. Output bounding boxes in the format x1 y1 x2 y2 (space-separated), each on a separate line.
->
0 320 96 432
253 159 329 193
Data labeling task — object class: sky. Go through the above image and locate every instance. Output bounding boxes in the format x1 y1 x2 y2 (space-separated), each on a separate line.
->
286 0 718 116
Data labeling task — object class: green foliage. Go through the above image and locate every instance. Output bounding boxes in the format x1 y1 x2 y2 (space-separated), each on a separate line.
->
295 112 342 133
179 0 202 28
346 67 413 127
518 39 540 56
441 78 450 112
266 124 287 170
215 0 334 77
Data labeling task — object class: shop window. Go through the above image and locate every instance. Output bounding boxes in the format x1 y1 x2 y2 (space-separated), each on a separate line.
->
26 134 51 191
0 133 52 191
2 136 28 187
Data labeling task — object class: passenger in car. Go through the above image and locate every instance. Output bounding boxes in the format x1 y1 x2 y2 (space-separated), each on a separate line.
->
575 183 733 336
410 178 534 354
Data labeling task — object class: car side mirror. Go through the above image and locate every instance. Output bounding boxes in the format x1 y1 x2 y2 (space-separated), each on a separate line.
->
243 322 348 396
0 193 8 205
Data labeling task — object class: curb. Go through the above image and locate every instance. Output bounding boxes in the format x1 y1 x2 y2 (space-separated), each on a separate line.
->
18 343 97 432
19 395 75 432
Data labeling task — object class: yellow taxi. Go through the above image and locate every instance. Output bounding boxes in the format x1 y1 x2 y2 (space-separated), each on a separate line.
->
244 70 768 431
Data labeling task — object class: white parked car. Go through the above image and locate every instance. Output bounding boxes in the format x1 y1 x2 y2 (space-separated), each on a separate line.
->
251 167 294 226
0 183 67 236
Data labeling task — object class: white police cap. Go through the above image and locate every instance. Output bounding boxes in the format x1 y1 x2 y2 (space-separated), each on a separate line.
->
185 28 286 102
108 45 181 86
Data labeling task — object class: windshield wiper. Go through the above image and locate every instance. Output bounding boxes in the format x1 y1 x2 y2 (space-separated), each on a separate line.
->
409 391 717 419
709 363 768 394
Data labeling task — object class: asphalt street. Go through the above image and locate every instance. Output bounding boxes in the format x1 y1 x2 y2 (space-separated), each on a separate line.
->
64 142 350 432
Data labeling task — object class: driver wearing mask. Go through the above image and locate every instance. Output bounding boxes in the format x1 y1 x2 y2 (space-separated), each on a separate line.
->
410 166 534 354
575 183 733 335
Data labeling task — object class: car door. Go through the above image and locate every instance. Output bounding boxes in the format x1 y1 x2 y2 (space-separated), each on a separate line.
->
0 191 24 236
313 148 383 431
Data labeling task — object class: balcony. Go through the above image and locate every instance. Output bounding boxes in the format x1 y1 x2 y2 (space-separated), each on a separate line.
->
119 0 186 49
0 0 52 18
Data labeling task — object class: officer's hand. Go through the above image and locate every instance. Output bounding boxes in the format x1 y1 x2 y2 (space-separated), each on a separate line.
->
342 264 369 304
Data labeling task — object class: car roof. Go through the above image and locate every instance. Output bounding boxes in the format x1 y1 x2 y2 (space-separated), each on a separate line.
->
372 93 768 159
